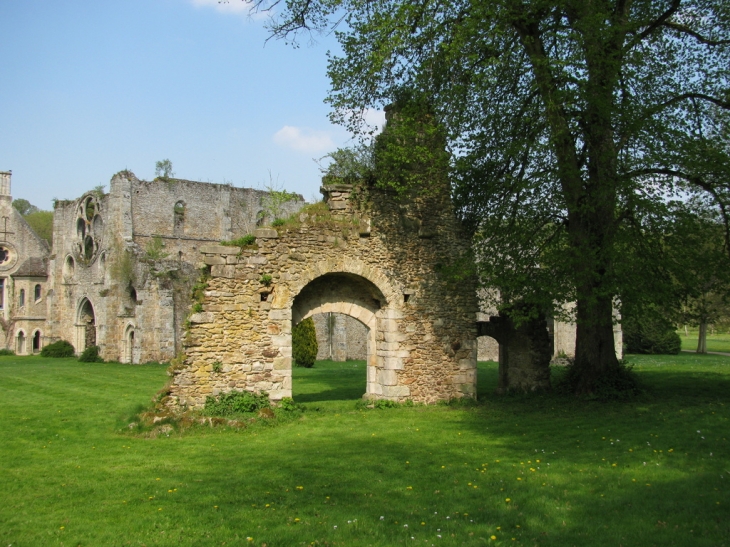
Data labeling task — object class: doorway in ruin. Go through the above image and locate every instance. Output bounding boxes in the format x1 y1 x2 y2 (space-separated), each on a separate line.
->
76 298 96 353
291 273 384 402
123 324 137 364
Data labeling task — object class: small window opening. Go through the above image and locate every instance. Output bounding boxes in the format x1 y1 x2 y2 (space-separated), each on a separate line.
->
34 284 42 302
260 292 269 302
174 201 185 236
83 236 94 260
403 293 410 303
19 289 25 307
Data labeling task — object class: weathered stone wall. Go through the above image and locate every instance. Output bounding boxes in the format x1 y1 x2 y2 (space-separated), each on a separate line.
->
313 312 368 361
0 173 52 353
47 171 304 362
170 180 479 407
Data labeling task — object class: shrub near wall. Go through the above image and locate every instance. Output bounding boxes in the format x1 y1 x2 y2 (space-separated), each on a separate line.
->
293 317 318 368
40 340 75 358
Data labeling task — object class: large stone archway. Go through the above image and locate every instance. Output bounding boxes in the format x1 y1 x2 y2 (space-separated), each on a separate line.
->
291 271 405 399
75 297 96 353
169 179 479 409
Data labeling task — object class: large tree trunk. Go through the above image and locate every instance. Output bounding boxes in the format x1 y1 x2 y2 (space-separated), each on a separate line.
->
572 292 620 394
697 322 708 354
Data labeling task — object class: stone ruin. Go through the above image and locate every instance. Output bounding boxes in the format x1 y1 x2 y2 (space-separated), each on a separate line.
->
169 177 481 406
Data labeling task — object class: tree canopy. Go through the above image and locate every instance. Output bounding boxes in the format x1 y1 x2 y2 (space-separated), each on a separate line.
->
256 0 730 393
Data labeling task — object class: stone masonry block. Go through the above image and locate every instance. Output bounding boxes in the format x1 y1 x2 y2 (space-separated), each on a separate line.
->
273 357 291 370
382 385 410 398
189 312 215 324
255 228 279 239
269 309 292 321
378 369 398 386
200 245 240 255
204 256 227 265
383 357 404 370
270 334 292 347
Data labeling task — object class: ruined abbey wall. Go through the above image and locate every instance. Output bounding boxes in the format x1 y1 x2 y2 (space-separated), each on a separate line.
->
313 312 368 361
169 181 480 407
47 172 303 363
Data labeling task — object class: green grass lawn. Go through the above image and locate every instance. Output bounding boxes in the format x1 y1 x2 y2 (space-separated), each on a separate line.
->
1 354 728 546
679 330 730 353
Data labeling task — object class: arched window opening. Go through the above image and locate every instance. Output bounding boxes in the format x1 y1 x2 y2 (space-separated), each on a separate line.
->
76 299 96 353
124 325 137 364
34 284 42 302
174 201 185 237
19 289 25 308
16 331 26 354
63 256 75 280
32 331 41 353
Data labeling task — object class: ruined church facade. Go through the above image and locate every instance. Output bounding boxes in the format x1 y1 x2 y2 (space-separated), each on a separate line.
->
0 170 304 362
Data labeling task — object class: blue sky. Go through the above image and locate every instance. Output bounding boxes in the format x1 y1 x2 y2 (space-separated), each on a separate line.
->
0 0 383 210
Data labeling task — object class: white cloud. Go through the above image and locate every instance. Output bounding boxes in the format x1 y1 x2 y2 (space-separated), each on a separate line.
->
273 126 335 153
189 0 267 19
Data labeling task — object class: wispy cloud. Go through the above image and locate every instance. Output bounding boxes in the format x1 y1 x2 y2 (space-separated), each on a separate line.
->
273 126 335 153
189 0 267 19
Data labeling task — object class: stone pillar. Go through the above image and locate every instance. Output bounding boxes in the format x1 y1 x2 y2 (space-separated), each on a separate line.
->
477 310 552 393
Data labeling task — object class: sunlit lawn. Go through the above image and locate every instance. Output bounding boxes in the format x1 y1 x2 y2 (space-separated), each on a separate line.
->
679 330 730 353
0 354 728 546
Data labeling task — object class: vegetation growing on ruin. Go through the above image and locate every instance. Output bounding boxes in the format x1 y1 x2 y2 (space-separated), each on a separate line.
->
110 247 136 288
273 200 362 236
143 235 169 261
203 390 271 416
258 182 301 224
220 234 257 248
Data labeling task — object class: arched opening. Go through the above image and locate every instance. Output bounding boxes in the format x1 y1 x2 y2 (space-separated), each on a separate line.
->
19 289 25 308
32 330 41 353
34 284 42 302
174 201 185 237
63 256 75 281
291 272 386 402
76 298 96 353
16 330 26 355
476 334 500 396
123 324 137 364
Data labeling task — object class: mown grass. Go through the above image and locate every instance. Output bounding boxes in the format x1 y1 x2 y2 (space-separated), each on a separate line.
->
0 354 728 546
679 330 730 353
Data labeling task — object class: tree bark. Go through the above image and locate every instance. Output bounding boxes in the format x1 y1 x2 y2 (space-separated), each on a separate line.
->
697 322 708 353
572 291 620 394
